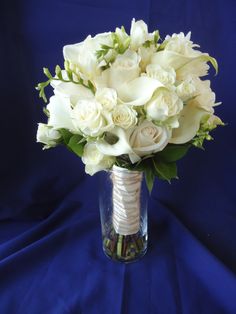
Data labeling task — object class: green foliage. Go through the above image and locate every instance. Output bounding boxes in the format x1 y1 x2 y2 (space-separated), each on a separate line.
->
67 135 85 157
191 117 224 149
157 144 190 162
152 158 177 182
96 26 130 66
36 64 96 103
59 129 86 157
144 166 155 194
143 30 160 48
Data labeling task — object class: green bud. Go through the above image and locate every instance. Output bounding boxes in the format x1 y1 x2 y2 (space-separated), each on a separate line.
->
43 67 52 79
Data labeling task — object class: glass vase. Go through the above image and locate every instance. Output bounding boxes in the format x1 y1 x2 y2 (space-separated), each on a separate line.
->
99 165 148 263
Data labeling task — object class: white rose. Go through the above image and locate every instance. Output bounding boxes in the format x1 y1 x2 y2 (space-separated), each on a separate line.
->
63 32 112 79
47 95 75 131
82 142 115 175
104 49 141 90
36 123 61 149
176 78 196 101
72 99 113 137
128 120 171 157
112 105 138 129
95 88 117 111
146 89 183 125
130 19 149 50
146 64 176 87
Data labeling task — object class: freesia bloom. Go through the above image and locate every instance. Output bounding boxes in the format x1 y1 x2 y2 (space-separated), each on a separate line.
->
130 18 149 50
36 123 61 149
47 95 75 131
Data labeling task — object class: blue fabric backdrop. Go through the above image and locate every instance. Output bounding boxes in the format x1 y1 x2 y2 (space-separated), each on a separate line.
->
0 0 236 313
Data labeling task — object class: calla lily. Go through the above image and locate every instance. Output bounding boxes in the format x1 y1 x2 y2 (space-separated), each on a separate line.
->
151 51 218 77
169 100 209 144
96 127 140 163
117 76 163 106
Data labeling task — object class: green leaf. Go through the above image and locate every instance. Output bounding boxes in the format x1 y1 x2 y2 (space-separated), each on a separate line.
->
157 144 190 162
59 129 72 145
67 134 85 157
153 159 177 182
144 167 155 194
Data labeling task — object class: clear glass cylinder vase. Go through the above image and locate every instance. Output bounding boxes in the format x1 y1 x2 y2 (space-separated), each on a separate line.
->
99 165 148 263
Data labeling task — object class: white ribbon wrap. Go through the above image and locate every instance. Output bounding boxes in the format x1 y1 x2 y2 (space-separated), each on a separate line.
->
111 165 142 235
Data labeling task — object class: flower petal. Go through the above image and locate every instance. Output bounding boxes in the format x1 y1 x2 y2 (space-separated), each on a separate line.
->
47 95 75 131
151 51 218 75
53 81 94 106
96 127 140 163
118 76 163 106
169 101 208 144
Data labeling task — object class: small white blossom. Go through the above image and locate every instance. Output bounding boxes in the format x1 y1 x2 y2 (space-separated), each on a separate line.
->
82 143 115 175
36 123 60 149
112 105 138 129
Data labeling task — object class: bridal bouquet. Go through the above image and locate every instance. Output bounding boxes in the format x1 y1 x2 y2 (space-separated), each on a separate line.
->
36 19 223 192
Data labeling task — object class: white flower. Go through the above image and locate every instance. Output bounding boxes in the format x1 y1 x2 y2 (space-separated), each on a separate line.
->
36 123 61 149
95 88 117 111
176 78 196 101
96 126 136 159
204 115 224 129
115 26 130 46
52 74 94 107
169 102 208 144
176 58 210 80
72 99 113 137
112 105 138 129
146 89 183 126
47 95 75 131
118 76 163 106
130 19 149 50
138 45 156 71
128 120 171 157
96 122 171 163
63 32 112 79
146 64 176 87
151 31 213 79
82 143 115 175
164 32 200 57
191 77 219 112
103 49 141 90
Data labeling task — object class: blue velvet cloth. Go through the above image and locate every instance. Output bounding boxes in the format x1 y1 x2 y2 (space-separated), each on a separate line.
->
0 0 236 313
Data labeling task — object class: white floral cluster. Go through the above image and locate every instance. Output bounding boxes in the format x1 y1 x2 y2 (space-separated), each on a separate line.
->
37 19 223 175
